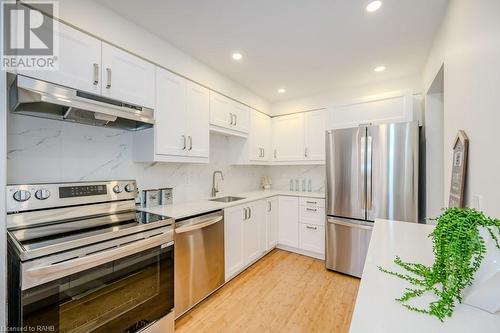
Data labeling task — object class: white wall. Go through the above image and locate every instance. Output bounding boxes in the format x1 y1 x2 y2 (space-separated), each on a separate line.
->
49 0 269 113
422 0 500 216
271 74 422 116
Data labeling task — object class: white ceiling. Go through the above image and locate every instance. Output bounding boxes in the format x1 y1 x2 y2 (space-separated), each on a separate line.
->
96 0 448 102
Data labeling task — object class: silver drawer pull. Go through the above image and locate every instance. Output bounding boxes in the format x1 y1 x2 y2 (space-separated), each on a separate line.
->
306 225 318 230
306 208 317 212
106 68 112 88
93 63 99 85
306 201 317 204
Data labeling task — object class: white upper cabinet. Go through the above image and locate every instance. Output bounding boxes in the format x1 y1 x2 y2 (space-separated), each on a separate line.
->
133 67 209 163
304 110 327 161
249 111 271 161
18 17 102 95
185 81 210 158
154 68 187 156
209 91 250 136
327 91 414 129
101 43 155 108
272 113 305 162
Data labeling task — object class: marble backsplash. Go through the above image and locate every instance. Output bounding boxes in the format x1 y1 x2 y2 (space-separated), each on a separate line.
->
7 113 325 202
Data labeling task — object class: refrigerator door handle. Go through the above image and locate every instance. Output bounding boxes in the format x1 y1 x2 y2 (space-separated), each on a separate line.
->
367 135 373 211
327 218 373 231
359 135 366 210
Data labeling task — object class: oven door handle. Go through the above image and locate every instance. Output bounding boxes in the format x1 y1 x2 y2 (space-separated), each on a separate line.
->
22 233 172 290
175 216 222 234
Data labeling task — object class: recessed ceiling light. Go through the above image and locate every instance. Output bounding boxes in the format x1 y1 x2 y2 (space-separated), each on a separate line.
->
232 52 243 60
277 88 286 94
374 65 386 72
366 1 382 12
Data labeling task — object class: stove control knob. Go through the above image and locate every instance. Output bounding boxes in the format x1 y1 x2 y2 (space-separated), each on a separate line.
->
113 185 123 194
13 190 31 202
35 189 51 200
125 184 136 193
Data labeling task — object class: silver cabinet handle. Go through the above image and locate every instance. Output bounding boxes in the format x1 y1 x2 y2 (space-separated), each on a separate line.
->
93 63 99 85
106 67 112 88
306 225 318 230
229 113 234 125
248 207 251 219
188 136 193 151
274 149 277 159
234 114 237 126
181 135 186 150
243 208 248 220
305 147 308 158
268 201 272 212
262 148 265 157
306 208 317 212
175 216 222 234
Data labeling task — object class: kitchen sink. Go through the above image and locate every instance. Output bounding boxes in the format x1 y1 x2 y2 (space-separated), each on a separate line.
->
209 196 246 203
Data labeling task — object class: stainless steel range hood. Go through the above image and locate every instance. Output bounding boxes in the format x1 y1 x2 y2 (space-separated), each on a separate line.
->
9 75 154 131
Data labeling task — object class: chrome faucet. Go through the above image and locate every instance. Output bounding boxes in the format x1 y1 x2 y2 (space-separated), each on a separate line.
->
211 171 224 197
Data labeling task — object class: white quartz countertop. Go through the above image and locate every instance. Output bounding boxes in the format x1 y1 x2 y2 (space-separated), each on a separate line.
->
139 189 325 220
350 219 500 333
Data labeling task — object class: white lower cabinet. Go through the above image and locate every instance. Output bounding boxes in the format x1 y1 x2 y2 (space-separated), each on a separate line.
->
299 224 325 254
265 197 279 251
277 196 299 247
224 200 266 281
224 195 325 282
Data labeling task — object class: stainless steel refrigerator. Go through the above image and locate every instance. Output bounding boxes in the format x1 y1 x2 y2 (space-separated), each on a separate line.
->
325 121 419 277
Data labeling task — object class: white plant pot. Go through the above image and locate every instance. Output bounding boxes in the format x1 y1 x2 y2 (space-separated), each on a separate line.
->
462 227 500 313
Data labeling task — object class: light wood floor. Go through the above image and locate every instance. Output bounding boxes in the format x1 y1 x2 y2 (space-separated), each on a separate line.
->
176 249 360 333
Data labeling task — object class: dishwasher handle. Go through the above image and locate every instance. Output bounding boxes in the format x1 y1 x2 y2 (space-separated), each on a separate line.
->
175 216 223 234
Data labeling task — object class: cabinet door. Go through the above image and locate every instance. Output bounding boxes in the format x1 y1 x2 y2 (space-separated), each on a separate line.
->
327 92 413 130
101 43 155 108
154 68 188 156
210 92 232 128
243 201 265 263
230 101 250 133
304 110 327 161
249 111 271 161
186 82 210 158
272 114 305 161
299 224 325 254
224 207 245 280
265 197 279 250
278 196 299 247
18 18 101 94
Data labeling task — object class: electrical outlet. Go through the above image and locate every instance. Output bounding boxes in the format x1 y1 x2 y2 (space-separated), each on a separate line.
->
472 195 483 211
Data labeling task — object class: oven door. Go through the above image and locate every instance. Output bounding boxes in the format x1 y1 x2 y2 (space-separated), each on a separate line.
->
16 237 174 333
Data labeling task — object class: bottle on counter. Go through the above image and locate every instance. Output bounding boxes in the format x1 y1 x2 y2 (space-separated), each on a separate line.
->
301 179 306 192
294 179 299 191
308 179 312 192
289 179 294 191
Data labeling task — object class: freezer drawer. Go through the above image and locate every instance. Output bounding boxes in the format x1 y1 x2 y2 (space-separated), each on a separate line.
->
326 217 373 278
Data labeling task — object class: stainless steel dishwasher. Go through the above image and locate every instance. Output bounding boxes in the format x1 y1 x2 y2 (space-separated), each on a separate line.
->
174 210 225 318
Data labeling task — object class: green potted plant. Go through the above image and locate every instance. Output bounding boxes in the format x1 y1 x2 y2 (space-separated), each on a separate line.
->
378 207 500 321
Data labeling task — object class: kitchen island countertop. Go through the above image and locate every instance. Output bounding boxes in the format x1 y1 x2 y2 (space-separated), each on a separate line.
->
350 219 500 333
140 189 325 220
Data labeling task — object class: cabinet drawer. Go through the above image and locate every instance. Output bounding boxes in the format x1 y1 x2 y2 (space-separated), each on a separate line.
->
299 197 325 208
299 206 325 226
299 224 325 254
